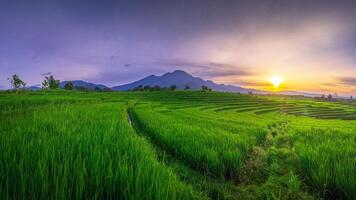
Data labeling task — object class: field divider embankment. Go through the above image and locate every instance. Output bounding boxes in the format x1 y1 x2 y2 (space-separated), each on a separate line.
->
236 121 315 199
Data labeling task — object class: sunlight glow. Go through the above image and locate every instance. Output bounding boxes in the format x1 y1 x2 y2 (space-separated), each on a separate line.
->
270 76 283 88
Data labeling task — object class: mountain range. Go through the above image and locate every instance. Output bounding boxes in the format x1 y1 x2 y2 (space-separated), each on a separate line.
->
111 70 261 93
25 70 321 97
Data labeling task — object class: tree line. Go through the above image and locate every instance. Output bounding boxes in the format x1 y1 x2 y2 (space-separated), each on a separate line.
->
129 84 212 92
315 94 354 102
6 74 213 92
6 74 111 92
7 74 62 91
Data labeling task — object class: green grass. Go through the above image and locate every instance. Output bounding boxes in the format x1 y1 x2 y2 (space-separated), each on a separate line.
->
287 121 356 199
0 90 355 199
0 99 202 199
131 103 267 179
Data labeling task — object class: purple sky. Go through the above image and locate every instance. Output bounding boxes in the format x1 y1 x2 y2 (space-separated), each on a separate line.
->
0 0 356 95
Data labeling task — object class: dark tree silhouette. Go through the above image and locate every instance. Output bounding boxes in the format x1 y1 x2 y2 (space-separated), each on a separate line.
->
103 88 112 92
133 85 144 91
201 85 212 92
42 75 60 89
327 94 333 101
64 81 74 90
94 87 101 91
170 85 176 91
144 85 151 91
8 74 26 91
184 84 190 90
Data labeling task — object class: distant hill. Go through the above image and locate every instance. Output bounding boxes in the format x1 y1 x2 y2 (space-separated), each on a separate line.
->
59 80 108 90
26 81 109 91
25 85 41 90
112 70 263 93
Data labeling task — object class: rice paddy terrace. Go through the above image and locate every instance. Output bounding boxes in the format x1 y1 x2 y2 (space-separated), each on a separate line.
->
0 90 355 199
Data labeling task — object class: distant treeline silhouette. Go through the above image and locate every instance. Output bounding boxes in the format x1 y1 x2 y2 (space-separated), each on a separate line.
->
6 74 112 92
129 84 212 92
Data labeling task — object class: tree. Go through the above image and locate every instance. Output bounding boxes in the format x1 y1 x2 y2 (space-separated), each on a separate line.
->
42 75 60 89
8 74 26 91
42 79 49 89
144 85 151 91
64 81 74 90
133 85 144 91
76 86 89 91
170 84 176 91
201 85 212 91
94 87 102 92
327 94 332 101
103 88 112 92
184 84 190 90
152 85 161 91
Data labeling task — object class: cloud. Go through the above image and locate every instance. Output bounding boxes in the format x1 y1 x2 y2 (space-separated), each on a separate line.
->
86 67 165 86
158 59 256 79
200 63 254 78
233 81 271 87
338 77 356 86
40 72 52 76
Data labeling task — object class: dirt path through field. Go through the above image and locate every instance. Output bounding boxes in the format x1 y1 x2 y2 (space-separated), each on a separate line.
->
236 121 315 199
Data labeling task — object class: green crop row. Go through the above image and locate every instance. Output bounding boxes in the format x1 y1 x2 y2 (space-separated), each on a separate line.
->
0 101 203 199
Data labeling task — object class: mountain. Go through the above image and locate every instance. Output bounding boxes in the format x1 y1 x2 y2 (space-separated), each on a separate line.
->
112 70 263 93
60 80 108 90
25 85 41 90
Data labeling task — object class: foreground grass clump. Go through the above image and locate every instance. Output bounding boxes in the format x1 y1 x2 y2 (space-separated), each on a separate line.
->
0 102 202 199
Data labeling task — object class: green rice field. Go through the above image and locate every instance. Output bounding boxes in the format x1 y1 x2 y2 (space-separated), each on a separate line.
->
0 90 355 199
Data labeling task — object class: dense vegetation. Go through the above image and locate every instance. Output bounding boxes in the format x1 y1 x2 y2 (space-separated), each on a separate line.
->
0 90 355 199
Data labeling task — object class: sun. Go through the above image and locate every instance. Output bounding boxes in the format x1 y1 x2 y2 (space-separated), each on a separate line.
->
270 76 283 88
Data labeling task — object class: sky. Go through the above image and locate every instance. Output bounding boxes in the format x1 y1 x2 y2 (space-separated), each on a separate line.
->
0 0 355 96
